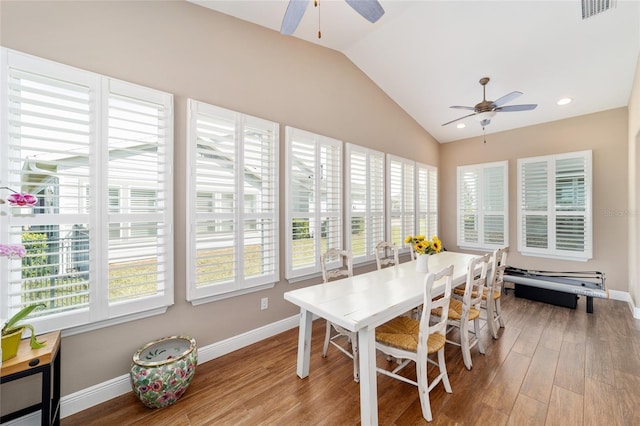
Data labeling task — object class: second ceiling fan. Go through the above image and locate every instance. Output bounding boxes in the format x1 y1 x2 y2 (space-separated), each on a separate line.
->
442 77 537 128
280 0 385 36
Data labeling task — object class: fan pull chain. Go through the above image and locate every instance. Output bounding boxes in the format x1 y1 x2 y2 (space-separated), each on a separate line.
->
482 126 487 144
315 0 321 38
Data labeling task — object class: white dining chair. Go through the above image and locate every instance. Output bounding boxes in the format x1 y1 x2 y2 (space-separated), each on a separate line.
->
375 265 455 422
374 241 400 270
486 246 508 339
453 247 508 339
443 253 490 370
320 248 359 382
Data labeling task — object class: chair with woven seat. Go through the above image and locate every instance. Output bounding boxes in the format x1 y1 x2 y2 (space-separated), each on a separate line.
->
375 241 400 270
445 253 490 370
320 248 359 382
375 265 454 422
486 246 508 339
453 247 508 339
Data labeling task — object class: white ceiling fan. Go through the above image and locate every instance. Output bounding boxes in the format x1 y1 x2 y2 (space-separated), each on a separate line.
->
280 0 385 37
442 77 538 128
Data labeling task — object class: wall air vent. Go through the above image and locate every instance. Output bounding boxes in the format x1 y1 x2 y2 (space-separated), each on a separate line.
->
582 0 617 19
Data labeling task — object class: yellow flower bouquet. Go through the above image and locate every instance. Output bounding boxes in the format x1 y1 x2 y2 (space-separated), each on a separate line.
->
404 234 442 256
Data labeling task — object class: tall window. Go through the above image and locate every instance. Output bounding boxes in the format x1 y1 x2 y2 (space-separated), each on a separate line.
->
0 48 174 333
457 161 508 249
186 100 278 301
285 127 342 280
345 144 385 265
387 155 415 252
417 162 438 239
518 151 592 261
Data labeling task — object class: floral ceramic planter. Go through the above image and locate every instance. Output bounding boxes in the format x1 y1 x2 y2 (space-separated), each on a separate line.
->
130 335 197 408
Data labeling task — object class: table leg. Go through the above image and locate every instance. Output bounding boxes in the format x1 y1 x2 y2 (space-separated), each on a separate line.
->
41 364 51 426
358 326 378 426
296 309 313 379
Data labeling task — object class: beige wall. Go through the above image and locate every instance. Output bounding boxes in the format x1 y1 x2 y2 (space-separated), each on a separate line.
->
628 53 640 307
440 108 629 293
0 0 439 398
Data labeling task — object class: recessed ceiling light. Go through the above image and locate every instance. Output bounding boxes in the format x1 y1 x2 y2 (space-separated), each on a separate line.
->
456 123 466 129
557 97 572 106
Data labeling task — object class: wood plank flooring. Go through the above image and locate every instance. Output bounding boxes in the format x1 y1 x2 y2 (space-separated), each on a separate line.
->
63 291 640 425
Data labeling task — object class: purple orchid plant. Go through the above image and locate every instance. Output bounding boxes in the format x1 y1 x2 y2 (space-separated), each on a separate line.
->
1 187 38 259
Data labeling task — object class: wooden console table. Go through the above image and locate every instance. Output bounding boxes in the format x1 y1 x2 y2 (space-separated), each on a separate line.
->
1 330 61 426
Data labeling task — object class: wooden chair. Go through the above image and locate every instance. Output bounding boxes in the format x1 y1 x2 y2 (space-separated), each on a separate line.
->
444 253 490 370
375 265 455 422
374 241 400 270
453 247 509 339
320 248 359 382
486 246 508 339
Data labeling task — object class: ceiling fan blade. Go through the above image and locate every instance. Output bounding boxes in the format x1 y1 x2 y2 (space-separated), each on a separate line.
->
281 0 310 35
442 112 477 126
495 104 538 112
493 91 522 107
449 105 476 111
345 0 385 23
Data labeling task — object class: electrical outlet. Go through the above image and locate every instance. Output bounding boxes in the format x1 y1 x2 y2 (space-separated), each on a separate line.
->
261 297 268 310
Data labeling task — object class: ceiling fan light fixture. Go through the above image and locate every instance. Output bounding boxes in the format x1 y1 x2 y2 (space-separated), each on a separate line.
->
474 110 496 122
456 123 466 129
557 97 572 106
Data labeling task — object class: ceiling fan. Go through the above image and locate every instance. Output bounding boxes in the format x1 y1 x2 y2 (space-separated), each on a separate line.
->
280 0 385 36
442 77 537 128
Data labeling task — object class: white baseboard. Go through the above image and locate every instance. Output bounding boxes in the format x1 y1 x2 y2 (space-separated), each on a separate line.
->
609 289 640 319
4 314 301 425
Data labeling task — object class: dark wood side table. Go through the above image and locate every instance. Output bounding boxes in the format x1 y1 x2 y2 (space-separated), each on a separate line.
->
1 330 61 426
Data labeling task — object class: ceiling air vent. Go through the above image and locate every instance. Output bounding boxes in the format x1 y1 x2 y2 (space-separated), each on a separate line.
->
582 0 617 19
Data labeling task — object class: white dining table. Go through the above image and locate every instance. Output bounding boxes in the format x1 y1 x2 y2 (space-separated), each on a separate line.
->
283 250 480 426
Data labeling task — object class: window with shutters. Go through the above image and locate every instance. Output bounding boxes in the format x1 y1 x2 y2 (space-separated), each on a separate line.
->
518 151 592 261
457 161 508 249
387 155 415 254
345 143 385 265
186 100 278 302
0 48 174 333
285 127 342 280
417 162 438 239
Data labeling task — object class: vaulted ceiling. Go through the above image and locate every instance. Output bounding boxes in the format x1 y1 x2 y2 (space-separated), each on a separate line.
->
190 0 639 143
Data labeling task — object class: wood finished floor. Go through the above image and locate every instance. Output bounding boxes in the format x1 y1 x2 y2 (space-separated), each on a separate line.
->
63 291 640 425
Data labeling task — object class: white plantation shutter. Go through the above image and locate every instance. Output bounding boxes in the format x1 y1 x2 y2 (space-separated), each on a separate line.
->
387 155 415 252
483 164 507 245
457 161 507 249
345 144 385 264
106 81 173 318
520 160 548 249
186 100 278 301
518 151 592 260
285 127 342 280
0 48 173 332
416 163 438 239
458 168 479 245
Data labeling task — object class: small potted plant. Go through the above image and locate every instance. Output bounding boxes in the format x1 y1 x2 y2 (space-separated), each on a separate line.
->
1 303 47 361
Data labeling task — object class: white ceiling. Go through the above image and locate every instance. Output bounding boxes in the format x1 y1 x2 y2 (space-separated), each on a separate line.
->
189 0 640 143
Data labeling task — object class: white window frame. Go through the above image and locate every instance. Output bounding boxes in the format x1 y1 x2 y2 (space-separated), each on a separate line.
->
0 48 174 334
386 154 415 255
457 161 508 250
517 150 592 261
285 126 342 281
186 100 279 303
345 143 385 265
416 162 438 240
